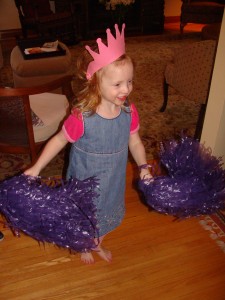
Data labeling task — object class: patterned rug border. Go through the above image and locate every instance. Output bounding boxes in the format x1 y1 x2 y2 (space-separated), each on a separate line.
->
199 212 225 254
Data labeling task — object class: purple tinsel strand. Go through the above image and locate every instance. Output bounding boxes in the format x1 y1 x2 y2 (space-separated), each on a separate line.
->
0 174 99 252
138 136 225 217
160 136 225 180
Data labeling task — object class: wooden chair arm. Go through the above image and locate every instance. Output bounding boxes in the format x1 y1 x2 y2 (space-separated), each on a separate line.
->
0 75 74 98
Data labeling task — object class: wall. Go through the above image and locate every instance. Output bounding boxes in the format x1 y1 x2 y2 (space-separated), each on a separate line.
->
201 9 225 164
0 0 20 30
164 0 181 17
0 0 182 31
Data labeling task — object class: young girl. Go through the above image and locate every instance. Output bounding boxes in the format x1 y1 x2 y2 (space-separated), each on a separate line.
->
24 24 152 264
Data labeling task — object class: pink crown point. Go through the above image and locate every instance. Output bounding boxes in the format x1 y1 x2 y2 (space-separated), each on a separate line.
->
85 24 126 80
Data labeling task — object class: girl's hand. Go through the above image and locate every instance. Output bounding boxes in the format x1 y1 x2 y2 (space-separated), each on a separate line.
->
138 164 154 181
24 166 40 177
140 168 153 180
23 130 68 178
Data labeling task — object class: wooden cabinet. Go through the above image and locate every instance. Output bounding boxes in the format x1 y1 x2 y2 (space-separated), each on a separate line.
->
87 0 165 38
140 0 165 34
54 0 88 40
87 0 140 36
55 0 165 39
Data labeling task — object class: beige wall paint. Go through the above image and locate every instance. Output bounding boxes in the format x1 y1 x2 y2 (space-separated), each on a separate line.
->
201 9 225 164
165 0 181 16
0 0 20 30
0 0 182 30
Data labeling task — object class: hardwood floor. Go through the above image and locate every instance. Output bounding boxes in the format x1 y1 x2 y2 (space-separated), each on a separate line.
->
0 163 225 300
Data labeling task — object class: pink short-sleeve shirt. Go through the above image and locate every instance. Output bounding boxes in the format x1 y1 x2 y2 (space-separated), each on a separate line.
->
63 103 140 143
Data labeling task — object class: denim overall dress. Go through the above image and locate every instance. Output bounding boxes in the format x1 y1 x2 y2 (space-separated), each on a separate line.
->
67 108 131 237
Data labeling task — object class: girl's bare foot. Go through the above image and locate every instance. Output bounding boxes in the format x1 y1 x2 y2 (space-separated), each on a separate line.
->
95 246 112 262
80 252 95 264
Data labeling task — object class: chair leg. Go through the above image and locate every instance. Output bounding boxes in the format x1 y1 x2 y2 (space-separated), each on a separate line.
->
30 147 39 165
160 78 169 112
194 103 206 140
62 143 71 179
180 22 186 35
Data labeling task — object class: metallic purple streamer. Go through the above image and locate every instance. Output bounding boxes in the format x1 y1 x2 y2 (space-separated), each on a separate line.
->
0 175 99 252
139 136 225 217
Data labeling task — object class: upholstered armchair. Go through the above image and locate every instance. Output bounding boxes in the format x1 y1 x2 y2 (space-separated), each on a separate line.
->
180 0 225 34
160 40 217 139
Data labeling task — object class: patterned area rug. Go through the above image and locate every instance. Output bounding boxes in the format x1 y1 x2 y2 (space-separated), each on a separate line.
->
199 211 225 254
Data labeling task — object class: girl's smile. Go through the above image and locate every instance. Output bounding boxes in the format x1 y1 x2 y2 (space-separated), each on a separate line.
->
117 96 127 102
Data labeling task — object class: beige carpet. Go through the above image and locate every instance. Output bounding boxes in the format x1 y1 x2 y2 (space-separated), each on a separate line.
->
0 32 202 180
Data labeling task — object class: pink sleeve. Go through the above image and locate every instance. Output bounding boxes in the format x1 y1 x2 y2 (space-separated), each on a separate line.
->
130 103 140 134
62 112 84 143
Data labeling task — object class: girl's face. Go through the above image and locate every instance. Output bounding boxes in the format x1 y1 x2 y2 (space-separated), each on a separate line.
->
99 59 134 108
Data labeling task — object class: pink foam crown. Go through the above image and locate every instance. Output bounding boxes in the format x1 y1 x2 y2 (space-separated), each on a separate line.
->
85 24 126 80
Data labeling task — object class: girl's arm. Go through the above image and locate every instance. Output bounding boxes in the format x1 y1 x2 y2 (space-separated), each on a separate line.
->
128 132 153 179
24 130 68 177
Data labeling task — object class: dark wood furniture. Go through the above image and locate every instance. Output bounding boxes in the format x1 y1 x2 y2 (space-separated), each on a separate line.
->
140 0 165 34
88 0 164 38
55 0 89 40
14 0 79 44
0 75 74 165
56 0 165 39
180 0 225 34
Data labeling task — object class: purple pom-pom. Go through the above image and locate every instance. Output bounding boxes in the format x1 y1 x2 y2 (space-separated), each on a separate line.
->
160 136 224 179
139 136 225 217
139 176 225 217
0 175 99 252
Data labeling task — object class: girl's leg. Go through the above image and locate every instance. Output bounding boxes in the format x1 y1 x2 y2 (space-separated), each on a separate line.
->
93 235 112 262
80 235 112 264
